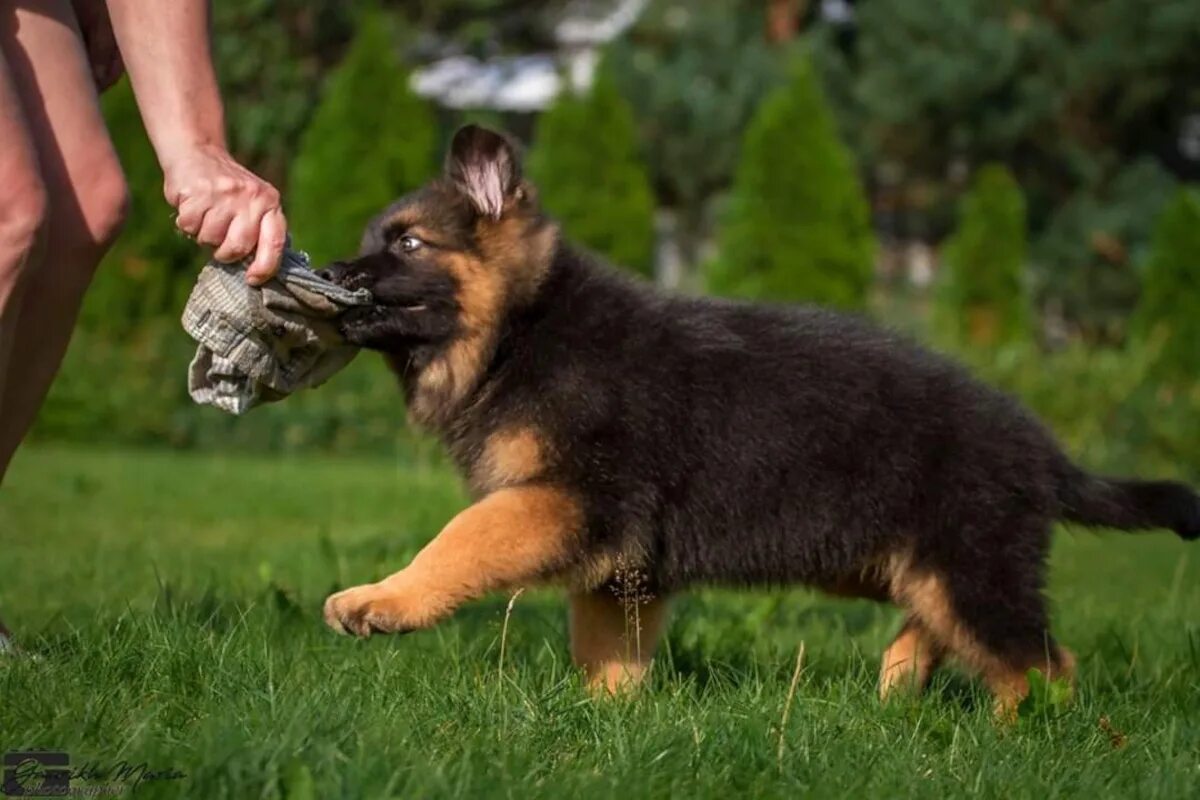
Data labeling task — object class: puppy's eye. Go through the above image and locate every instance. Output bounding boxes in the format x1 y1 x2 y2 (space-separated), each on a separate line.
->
398 234 424 253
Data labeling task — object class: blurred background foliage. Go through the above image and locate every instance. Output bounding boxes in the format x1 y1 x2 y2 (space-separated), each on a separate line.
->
32 0 1200 480
527 67 656 276
1130 188 1200 385
288 10 438 267
933 164 1029 349
607 1 784 272
708 55 873 308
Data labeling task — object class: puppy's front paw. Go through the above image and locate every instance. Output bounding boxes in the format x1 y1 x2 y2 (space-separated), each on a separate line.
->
323 583 404 637
323 580 448 637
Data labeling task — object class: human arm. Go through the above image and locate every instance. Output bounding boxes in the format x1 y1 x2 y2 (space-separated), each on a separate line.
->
103 0 284 283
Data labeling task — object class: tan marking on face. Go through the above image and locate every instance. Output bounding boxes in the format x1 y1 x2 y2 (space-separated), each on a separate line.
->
381 208 420 236
405 225 444 246
403 188 558 429
409 250 505 426
475 206 558 303
323 485 582 635
569 589 671 695
474 426 546 494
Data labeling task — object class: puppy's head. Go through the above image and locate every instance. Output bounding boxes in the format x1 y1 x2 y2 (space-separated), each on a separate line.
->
320 125 557 424
320 125 556 353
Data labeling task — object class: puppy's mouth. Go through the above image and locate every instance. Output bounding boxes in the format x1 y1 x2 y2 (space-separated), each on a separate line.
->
335 271 375 293
315 265 371 292
368 297 429 313
317 267 429 313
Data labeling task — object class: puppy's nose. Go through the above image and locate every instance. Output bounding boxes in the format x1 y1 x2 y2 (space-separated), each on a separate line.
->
315 262 346 282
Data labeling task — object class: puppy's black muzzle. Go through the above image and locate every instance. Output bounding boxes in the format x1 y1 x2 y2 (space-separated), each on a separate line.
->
316 261 375 294
314 262 348 283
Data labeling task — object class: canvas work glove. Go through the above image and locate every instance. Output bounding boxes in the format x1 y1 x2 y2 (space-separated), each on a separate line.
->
181 244 372 415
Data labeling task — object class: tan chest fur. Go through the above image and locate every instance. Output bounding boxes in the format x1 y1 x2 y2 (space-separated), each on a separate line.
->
469 426 547 496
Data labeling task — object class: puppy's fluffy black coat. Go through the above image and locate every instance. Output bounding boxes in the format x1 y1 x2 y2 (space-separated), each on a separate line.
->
321 125 1199 707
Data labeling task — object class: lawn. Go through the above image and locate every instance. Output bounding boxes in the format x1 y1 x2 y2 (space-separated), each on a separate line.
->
2 444 1199 798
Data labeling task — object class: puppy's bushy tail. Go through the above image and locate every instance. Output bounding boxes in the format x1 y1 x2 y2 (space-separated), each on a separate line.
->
1056 465 1200 540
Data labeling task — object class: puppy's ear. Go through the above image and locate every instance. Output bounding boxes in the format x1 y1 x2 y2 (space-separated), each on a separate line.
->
445 125 522 220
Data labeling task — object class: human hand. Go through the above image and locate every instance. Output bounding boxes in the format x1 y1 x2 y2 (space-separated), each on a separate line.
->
72 0 124 92
163 144 287 285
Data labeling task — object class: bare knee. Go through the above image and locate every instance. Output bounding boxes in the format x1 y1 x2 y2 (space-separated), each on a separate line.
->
72 157 129 255
1 178 48 250
38 150 129 271
0 173 49 290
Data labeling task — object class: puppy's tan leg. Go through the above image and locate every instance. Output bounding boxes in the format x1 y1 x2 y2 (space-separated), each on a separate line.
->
569 589 670 694
324 485 580 636
879 617 943 700
984 645 1076 720
885 554 1074 719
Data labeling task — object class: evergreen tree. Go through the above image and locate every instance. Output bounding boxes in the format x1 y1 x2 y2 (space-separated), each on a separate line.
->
936 164 1030 347
825 0 1198 338
1132 188 1200 381
527 69 656 276
710 56 874 308
607 1 784 272
211 0 354 185
289 11 436 266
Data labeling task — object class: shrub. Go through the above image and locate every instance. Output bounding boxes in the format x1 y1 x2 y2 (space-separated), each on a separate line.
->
606 1 784 270
935 164 1030 348
956 340 1200 483
709 56 874 308
527 68 656 275
843 0 1197 337
288 11 436 266
34 324 440 460
1131 188 1200 382
1034 159 1176 344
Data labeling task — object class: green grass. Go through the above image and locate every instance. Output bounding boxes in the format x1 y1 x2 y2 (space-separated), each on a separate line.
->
2 445 1200 798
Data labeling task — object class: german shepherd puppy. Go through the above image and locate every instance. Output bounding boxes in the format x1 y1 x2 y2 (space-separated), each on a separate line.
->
319 125 1200 714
